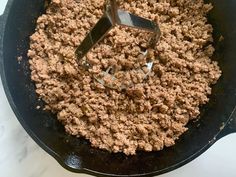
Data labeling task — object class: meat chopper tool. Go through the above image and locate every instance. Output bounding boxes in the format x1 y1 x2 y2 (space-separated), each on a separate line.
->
75 0 161 89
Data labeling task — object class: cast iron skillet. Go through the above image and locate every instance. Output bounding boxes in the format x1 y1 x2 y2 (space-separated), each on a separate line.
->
1 0 236 176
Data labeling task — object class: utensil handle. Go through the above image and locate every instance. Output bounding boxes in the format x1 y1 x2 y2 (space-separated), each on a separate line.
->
116 9 161 48
75 15 113 60
116 9 157 33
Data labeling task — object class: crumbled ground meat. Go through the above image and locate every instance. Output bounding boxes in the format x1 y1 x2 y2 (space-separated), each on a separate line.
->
28 0 221 155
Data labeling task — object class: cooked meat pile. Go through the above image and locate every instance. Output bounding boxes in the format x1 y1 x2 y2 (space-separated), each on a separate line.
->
28 0 221 155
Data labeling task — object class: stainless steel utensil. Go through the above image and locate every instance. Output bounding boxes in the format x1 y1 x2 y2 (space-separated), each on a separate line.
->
76 0 161 60
76 0 161 89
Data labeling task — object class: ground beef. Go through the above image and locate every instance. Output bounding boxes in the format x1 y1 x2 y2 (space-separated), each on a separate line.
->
28 0 222 155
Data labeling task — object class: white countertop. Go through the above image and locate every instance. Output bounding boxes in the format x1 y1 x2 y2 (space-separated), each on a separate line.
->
1 1 236 177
